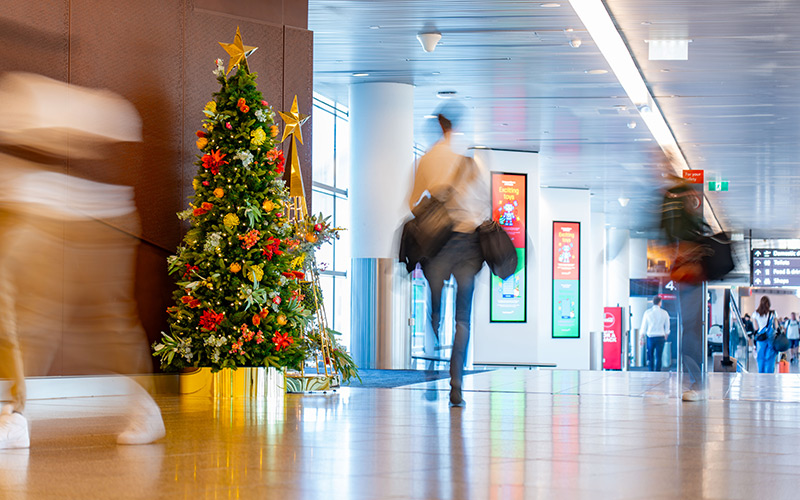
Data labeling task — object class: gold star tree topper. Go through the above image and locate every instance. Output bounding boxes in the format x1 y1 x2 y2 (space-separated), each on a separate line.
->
219 27 258 76
279 96 310 144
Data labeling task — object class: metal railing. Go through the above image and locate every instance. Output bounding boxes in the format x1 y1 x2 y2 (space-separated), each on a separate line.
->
723 288 750 372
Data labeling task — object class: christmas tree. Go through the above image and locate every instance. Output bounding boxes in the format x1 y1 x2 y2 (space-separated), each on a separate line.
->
153 28 310 372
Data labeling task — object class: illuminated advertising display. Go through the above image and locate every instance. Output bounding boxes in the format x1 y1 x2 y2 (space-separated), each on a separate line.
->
552 221 580 338
603 307 622 370
490 172 526 322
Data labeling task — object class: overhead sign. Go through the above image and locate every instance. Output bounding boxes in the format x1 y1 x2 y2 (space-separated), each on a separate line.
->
552 221 580 338
708 181 729 192
490 172 527 322
603 307 622 370
751 248 800 287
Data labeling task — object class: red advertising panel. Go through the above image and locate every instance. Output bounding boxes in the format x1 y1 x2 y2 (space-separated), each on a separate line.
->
603 307 622 370
492 174 526 247
490 172 527 322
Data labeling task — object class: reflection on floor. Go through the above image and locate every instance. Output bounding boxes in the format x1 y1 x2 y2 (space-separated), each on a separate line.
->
3 370 800 499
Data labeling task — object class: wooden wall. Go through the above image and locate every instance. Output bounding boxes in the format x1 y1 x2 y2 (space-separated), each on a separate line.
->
0 0 313 372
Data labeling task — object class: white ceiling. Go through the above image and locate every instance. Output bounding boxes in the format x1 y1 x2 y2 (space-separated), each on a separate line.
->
309 0 798 238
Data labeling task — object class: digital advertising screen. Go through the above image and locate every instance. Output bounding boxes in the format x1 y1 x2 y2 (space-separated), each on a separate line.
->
552 221 580 338
489 172 527 322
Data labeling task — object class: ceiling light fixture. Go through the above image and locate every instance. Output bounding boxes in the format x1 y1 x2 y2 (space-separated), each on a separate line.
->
569 38 582 48
585 69 608 74
369 25 381 30
352 72 369 77
618 197 630 207
417 32 442 53
437 90 457 99
540 3 562 7
568 0 691 173
424 114 437 119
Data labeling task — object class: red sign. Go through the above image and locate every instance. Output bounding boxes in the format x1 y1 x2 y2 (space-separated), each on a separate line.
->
603 306 622 370
683 170 704 184
492 174 526 248
553 222 580 280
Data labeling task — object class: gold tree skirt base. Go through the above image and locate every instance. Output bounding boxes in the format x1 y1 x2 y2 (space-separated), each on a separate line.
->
285 372 341 393
179 367 285 398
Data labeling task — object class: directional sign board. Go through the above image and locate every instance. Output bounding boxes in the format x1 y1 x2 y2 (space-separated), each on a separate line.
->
751 249 800 287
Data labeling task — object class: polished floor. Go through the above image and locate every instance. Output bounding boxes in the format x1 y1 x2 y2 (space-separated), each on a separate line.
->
3 370 800 499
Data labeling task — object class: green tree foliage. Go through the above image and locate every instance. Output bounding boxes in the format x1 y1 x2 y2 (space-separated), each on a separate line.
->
154 60 310 371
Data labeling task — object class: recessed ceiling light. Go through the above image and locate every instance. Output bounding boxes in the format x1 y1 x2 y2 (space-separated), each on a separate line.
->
585 69 608 74
369 25 381 30
540 3 561 7
424 115 437 119
618 197 630 207
432 71 441 75
634 138 652 142
565 28 574 32
352 72 369 77
437 90 457 99
641 21 651 26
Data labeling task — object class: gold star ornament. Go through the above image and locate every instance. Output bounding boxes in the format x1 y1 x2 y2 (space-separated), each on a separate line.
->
279 95 310 144
279 95 311 200
219 26 258 76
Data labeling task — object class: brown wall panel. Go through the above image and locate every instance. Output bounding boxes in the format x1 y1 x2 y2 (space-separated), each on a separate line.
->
0 0 69 80
0 0 312 374
282 26 314 209
193 0 307 28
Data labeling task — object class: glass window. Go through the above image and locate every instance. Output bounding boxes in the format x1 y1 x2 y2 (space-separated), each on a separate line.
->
312 92 350 349
312 108 335 186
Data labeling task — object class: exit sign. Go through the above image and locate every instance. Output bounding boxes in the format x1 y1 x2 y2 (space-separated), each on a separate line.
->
708 181 728 192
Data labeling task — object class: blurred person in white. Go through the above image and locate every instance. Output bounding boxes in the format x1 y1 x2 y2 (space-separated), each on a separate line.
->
409 102 489 407
0 72 164 449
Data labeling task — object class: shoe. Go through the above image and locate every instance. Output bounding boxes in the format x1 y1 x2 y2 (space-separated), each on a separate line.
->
117 397 166 445
449 389 465 407
681 390 706 402
0 406 30 450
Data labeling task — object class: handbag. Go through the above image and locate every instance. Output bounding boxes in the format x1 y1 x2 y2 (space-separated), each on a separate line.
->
477 220 518 280
755 312 774 342
701 232 734 281
771 313 791 352
408 194 454 261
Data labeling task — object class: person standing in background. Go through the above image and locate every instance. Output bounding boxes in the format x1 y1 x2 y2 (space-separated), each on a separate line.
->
753 296 778 374
784 312 800 363
640 296 670 371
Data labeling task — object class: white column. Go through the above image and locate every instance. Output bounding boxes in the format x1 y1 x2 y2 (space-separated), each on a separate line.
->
606 228 631 311
629 238 649 330
349 83 414 368
589 212 606 335
349 82 414 258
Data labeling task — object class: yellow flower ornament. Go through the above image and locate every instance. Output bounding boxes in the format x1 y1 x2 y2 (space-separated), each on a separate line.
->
250 127 267 148
223 213 240 229
249 264 264 283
